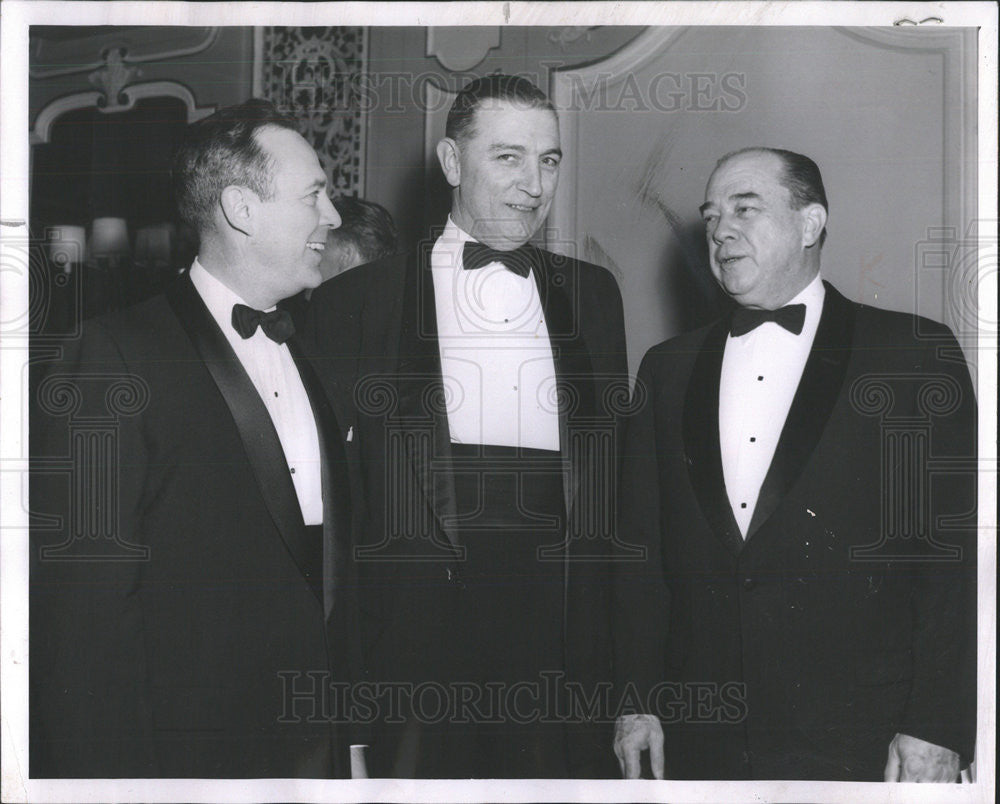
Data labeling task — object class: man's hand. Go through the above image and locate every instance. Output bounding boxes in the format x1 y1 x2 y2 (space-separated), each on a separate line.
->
884 732 960 782
613 714 665 779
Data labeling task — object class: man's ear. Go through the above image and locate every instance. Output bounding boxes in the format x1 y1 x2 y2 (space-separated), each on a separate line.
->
220 185 254 237
436 138 461 188
801 203 827 248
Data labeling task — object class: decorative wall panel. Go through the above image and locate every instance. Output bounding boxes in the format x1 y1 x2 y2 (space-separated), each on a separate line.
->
258 27 368 197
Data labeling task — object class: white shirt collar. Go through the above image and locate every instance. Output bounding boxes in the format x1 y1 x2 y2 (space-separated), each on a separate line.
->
445 215 476 245
433 216 477 273
729 273 826 342
787 272 825 311
188 258 277 334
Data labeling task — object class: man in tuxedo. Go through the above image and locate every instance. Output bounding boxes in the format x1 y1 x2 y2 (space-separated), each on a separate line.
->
30 99 364 777
319 197 399 280
303 74 628 778
612 148 977 782
281 197 399 329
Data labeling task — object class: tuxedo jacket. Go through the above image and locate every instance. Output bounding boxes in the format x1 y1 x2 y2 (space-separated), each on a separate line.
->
30 273 364 778
614 282 977 781
302 240 629 775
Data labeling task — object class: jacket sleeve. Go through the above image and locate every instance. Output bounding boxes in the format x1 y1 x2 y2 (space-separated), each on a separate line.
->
30 322 158 777
898 327 978 766
612 349 671 712
563 266 631 777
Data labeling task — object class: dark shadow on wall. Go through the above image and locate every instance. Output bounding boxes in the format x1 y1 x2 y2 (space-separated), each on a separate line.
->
387 161 453 252
664 219 731 334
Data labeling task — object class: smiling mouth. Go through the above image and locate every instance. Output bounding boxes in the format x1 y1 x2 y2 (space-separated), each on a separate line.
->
718 254 744 266
306 242 326 252
507 203 538 213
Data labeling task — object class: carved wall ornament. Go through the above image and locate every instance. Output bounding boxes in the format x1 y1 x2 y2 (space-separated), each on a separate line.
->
258 27 368 197
88 48 143 110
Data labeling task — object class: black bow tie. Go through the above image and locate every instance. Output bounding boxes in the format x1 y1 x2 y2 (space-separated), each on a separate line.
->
231 303 295 344
730 304 806 337
462 241 533 278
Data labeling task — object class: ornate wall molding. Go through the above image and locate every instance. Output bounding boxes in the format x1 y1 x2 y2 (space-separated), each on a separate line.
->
29 27 219 80
831 27 979 345
547 26 602 50
256 27 368 198
426 27 500 71
31 81 216 146
549 27 687 252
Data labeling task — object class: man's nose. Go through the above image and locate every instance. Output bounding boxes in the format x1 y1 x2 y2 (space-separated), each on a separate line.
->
711 214 737 244
320 193 342 228
517 162 543 197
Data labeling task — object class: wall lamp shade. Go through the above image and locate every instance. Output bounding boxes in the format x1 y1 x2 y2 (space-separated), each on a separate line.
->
90 217 131 257
46 225 87 270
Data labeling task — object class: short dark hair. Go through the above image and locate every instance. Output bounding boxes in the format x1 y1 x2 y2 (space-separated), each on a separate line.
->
445 74 555 143
329 197 399 263
718 147 829 247
172 98 301 234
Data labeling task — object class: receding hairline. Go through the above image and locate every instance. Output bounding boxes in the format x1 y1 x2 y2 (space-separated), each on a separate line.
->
250 124 328 193
711 148 785 179
452 99 559 144
705 150 798 206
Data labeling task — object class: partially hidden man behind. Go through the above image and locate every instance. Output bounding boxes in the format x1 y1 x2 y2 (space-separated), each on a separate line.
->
30 100 365 777
318 196 399 280
280 196 399 328
303 75 628 778
613 148 977 782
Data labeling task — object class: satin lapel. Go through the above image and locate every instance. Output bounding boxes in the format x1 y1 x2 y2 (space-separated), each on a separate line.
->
289 338 350 620
532 247 596 522
165 275 321 604
682 321 745 555
745 282 856 540
395 248 461 554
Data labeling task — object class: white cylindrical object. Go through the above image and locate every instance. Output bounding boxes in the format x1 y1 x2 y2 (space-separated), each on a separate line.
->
349 744 369 779
91 217 130 257
46 225 87 270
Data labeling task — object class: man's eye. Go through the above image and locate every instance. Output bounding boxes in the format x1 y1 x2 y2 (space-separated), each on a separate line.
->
542 156 560 169
702 215 718 227
498 153 518 163
735 206 756 217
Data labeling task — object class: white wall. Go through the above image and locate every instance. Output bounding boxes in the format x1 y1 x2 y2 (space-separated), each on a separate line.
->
550 26 978 375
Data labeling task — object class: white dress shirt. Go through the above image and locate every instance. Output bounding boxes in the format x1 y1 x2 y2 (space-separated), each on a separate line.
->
719 274 825 537
430 217 561 450
189 260 323 525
